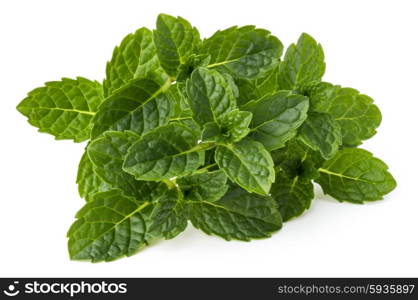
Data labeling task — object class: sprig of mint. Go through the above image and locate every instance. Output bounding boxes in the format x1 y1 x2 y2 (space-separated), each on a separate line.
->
17 14 396 262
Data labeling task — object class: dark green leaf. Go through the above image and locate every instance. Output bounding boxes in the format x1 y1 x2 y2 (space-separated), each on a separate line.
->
177 170 228 202
303 82 382 146
271 138 323 180
188 186 282 241
67 189 156 262
316 148 397 203
123 123 207 181
17 77 104 142
278 33 325 90
186 67 236 125
298 112 342 159
271 171 314 221
91 78 172 139
215 138 275 195
243 91 309 151
148 186 187 239
76 152 111 201
202 26 283 78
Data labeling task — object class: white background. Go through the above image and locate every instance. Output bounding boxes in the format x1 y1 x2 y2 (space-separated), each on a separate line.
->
0 0 417 277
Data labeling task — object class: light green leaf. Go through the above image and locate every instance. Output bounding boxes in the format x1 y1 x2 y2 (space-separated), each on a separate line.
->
271 171 314 221
67 189 155 262
316 148 396 203
17 77 104 142
177 170 228 202
91 77 172 139
154 14 201 77
236 65 280 106
186 67 236 125
215 138 275 195
278 33 325 90
103 27 168 97
202 26 283 79
298 112 342 159
188 186 282 241
123 123 207 181
304 82 382 146
76 152 111 201
243 91 309 151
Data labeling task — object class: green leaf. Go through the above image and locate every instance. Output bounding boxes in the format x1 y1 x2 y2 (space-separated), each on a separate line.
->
298 112 342 159
67 189 155 262
76 152 111 201
17 77 104 142
236 65 280 106
68 184 188 262
91 77 172 139
243 91 309 151
215 138 275 195
304 82 382 146
177 53 211 82
278 33 325 90
103 27 168 97
147 186 187 239
169 83 193 119
123 123 207 181
177 170 228 202
202 26 283 79
316 148 397 203
186 67 236 125
201 110 252 143
188 186 282 241
271 138 323 180
154 14 201 77
271 171 314 221
219 110 252 143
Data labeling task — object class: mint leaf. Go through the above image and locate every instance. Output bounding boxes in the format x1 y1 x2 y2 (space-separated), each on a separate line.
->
76 152 111 201
219 110 252 143
243 91 309 151
298 112 342 159
103 27 168 96
278 33 325 90
271 138 323 180
91 78 172 139
18 15 397 263
17 77 104 142
201 110 252 143
271 171 314 221
154 14 201 77
148 186 187 239
188 186 282 241
236 65 280 106
186 67 236 125
304 82 382 146
68 189 155 262
215 138 275 195
202 26 283 79
316 148 397 203
177 170 228 202
123 123 206 181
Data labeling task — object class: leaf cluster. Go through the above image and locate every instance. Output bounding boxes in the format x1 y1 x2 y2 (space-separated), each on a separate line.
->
17 14 396 262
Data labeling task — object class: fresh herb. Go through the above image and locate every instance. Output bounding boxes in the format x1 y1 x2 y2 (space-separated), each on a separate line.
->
17 14 396 262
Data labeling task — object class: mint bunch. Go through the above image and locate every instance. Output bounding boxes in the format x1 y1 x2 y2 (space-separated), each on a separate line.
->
17 14 396 262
